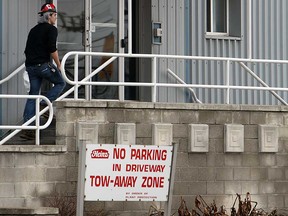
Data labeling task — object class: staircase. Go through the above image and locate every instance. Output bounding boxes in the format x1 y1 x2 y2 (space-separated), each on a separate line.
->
4 118 56 145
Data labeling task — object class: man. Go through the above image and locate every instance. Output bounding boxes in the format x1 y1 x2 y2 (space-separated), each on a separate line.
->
20 3 66 140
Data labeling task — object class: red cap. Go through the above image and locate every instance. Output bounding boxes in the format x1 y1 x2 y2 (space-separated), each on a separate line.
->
38 3 57 15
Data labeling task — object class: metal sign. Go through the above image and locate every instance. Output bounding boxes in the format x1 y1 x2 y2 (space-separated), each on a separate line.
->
84 144 173 201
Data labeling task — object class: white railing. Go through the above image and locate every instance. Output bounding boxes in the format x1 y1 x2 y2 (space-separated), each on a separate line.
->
61 51 288 105
0 95 53 145
0 63 54 145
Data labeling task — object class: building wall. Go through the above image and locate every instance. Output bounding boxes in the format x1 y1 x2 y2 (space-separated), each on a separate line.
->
1 101 288 215
1 0 43 127
152 0 288 105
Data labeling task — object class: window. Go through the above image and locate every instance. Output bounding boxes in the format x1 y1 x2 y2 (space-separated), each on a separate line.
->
206 0 241 38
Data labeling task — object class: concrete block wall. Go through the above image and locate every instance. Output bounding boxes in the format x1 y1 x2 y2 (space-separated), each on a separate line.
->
1 101 288 215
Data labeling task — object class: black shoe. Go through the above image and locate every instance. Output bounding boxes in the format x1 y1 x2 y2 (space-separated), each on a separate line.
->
40 104 50 119
20 130 35 140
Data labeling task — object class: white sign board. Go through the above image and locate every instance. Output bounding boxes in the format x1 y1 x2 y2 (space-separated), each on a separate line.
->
84 144 173 201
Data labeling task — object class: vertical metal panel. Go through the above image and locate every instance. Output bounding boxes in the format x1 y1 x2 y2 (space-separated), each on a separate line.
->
152 0 186 103
153 0 288 105
1 0 42 127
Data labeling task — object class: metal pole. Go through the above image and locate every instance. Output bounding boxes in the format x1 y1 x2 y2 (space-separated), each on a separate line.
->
85 0 92 100
119 0 125 101
152 57 157 102
225 60 230 104
76 140 87 216
164 143 178 216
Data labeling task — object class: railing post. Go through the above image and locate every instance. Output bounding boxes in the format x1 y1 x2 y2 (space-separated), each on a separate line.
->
152 57 157 102
225 60 230 104
35 98 40 145
74 54 79 100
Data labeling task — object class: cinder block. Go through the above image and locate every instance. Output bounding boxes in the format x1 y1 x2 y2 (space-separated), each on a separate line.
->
242 154 260 167
198 168 215 181
199 111 215 124
15 153 36 167
0 198 25 208
0 183 14 197
174 124 188 138
188 124 209 153
275 182 288 194
259 182 275 194
207 182 224 195
125 110 144 123
15 182 35 197
260 154 276 166
207 153 225 167
209 125 224 139
234 168 251 180
179 110 199 123
244 125 258 139
268 168 285 180
173 182 192 195
276 155 288 166
188 182 207 195
251 168 267 180
215 111 232 124
232 111 250 124
46 168 66 181
224 154 242 167
36 154 60 167
86 109 106 122
268 195 285 208
143 110 162 123
216 168 233 181
35 183 55 197
56 121 75 137
16 168 46 182
0 168 16 182
115 123 136 145
66 166 78 182
162 111 180 123
225 181 241 194
107 109 125 123
76 121 99 146
0 154 14 167
152 124 173 146
224 124 244 152
188 154 207 167
241 182 259 194
258 125 278 152
178 168 198 181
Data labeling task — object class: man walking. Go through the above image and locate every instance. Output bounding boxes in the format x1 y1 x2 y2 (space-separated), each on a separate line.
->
21 3 66 140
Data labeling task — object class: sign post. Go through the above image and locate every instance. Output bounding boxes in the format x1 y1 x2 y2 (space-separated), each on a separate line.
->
77 143 177 215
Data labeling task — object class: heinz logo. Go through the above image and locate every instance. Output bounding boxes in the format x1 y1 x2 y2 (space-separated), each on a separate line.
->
91 149 109 159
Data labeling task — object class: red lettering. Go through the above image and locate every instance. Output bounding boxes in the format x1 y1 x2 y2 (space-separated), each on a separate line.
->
113 148 126 159
141 176 164 188
90 175 111 187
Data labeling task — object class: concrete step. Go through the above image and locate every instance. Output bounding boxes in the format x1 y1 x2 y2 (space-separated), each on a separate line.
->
3 118 56 145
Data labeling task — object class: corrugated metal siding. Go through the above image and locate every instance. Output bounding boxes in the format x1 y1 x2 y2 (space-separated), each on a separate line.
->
153 0 288 105
151 0 185 103
1 0 42 127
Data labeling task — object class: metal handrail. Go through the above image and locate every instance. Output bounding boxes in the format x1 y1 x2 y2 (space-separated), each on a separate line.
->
61 51 288 105
0 63 54 145
0 95 53 145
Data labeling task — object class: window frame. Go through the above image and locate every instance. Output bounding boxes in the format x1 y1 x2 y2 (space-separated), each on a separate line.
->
206 0 230 36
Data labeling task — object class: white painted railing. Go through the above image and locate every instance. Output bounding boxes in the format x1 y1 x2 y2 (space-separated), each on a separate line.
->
0 63 54 145
0 95 53 145
61 51 288 105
